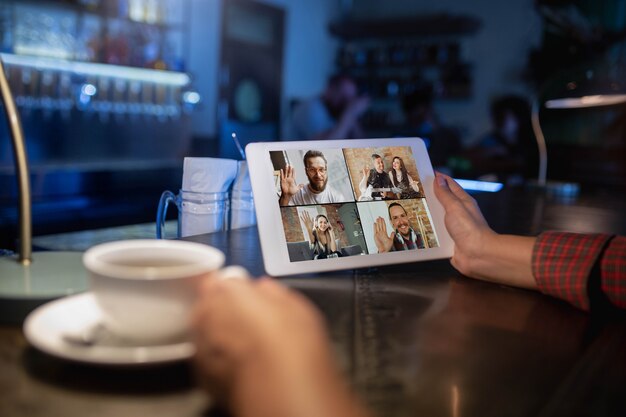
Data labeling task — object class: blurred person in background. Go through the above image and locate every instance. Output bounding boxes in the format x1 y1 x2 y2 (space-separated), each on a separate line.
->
399 84 462 172
288 74 370 140
461 95 538 184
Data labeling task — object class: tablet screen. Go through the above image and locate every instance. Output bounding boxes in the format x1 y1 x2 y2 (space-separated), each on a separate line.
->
269 146 440 263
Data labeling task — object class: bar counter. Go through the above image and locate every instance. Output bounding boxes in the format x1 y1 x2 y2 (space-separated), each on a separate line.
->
1 186 625 417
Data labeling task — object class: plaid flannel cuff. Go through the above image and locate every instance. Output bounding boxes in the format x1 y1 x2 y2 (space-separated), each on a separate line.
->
532 231 613 311
600 236 626 309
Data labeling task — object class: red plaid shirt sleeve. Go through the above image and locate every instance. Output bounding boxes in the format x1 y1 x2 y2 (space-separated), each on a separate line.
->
532 231 626 311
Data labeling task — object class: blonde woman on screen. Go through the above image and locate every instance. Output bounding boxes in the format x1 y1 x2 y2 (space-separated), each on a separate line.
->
300 212 341 259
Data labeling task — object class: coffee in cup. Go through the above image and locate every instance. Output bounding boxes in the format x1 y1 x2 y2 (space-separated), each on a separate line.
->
83 239 224 343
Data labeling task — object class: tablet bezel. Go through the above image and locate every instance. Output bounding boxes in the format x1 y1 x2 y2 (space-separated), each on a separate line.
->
246 137 454 276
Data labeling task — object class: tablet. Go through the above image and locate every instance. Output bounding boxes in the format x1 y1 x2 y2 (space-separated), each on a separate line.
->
246 138 453 276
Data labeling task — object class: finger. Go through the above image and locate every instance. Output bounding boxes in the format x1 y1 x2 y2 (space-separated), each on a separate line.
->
255 277 303 307
376 217 386 234
433 172 461 210
445 175 469 199
256 276 290 296
439 173 474 205
280 168 285 182
193 356 232 407
192 280 260 357
195 273 253 314
435 173 488 227
219 266 251 281
440 173 486 219
380 219 388 235
192 321 237 403
256 278 323 323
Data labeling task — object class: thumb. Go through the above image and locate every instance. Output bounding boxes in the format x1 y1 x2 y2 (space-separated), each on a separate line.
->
433 172 457 210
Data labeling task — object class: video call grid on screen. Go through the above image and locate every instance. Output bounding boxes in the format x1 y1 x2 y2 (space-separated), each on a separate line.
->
270 146 440 263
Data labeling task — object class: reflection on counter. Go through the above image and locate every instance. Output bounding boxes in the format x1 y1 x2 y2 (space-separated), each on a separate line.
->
32 220 177 252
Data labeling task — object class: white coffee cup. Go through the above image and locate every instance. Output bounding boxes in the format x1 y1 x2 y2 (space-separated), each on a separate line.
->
83 239 225 343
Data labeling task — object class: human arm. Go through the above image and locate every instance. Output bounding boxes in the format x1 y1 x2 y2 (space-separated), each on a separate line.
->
532 232 625 311
347 120 366 140
358 167 369 195
279 165 304 206
381 174 395 199
311 96 370 140
192 274 371 417
373 217 395 253
299 211 315 244
407 174 420 193
433 173 537 289
434 173 626 311
389 171 401 199
327 226 337 252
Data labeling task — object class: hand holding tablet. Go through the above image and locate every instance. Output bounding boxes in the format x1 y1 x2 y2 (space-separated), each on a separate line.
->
247 138 454 276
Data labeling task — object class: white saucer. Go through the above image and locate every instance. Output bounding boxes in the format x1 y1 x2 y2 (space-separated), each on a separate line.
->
23 293 195 366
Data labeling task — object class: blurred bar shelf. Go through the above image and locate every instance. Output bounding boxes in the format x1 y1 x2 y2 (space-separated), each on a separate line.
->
329 14 482 39
1 53 190 86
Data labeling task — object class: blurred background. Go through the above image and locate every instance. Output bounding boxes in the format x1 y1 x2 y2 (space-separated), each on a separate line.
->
1 0 625 250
